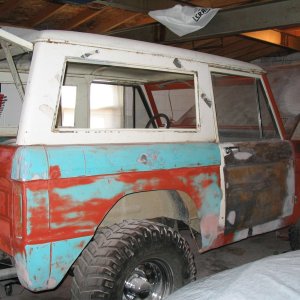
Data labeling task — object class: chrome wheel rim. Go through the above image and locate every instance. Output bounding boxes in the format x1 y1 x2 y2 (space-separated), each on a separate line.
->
123 260 173 300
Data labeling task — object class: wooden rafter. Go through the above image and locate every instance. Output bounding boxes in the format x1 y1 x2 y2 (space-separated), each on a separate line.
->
108 14 155 34
0 0 22 18
189 0 268 9
25 3 68 28
63 7 106 30
242 30 300 51
86 7 140 33
239 45 288 61
281 27 300 37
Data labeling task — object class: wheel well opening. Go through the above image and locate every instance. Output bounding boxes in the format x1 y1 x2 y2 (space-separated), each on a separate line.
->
99 189 199 232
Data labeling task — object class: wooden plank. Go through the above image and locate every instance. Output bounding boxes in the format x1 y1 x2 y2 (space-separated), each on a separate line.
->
108 14 155 32
25 3 68 28
281 27 300 36
92 0 179 12
239 45 288 61
0 0 22 18
242 30 300 51
63 7 106 30
87 7 139 33
190 0 271 9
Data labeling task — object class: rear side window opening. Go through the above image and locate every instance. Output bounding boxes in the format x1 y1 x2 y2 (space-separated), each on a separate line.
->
55 61 197 131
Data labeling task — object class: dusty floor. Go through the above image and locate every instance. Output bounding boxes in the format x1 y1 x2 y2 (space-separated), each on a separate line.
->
0 229 291 300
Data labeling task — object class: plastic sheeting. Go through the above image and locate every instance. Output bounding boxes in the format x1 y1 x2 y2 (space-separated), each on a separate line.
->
253 55 300 138
167 251 300 300
149 5 220 37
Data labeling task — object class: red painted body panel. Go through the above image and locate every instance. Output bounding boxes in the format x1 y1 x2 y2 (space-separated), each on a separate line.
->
0 146 18 255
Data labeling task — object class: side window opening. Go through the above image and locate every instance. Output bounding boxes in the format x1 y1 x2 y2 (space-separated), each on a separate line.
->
257 80 279 139
212 72 279 142
55 62 196 130
90 83 124 129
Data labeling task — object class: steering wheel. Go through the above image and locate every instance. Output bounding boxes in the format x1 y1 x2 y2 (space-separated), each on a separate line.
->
145 113 171 128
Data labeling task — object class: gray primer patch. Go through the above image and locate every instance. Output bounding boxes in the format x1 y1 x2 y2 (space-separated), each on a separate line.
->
173 58 182 68
201 93 212 108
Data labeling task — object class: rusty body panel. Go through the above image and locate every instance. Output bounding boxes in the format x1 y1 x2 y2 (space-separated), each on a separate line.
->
224 141 294 233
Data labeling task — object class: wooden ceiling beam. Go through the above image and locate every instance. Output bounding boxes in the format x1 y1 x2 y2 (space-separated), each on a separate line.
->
91 0 179 13
87 7 140 33
189 0 269 9
238 45 288 62
107 14 155 33
0 0 22 18
63 7 106 30
242 30 300 52
112 0 300 44
208 36 252 56
281 27 300 37
25 3 68 28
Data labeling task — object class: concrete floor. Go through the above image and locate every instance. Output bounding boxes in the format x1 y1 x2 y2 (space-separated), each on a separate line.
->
0 229 291 300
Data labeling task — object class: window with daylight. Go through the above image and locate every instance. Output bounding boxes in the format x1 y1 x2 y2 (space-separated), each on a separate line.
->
55 62 196 130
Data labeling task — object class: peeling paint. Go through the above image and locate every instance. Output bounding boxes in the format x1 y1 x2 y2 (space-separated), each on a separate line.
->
194 172 222 249
200 214 219 249
12 146 48 181
1 139 298 292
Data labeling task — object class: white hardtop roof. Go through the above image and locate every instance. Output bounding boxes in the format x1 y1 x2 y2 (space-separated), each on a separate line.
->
1 26 263 74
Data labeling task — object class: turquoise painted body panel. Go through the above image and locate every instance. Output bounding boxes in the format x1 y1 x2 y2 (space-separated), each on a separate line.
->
15 237 91 291
12 143 221 180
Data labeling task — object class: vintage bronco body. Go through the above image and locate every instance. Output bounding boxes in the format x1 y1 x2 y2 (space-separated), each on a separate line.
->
0 27 299 300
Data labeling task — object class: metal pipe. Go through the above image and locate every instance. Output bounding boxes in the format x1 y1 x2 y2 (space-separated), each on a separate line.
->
0 267 17 281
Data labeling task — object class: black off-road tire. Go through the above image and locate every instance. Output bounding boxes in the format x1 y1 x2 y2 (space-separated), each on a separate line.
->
71 220 196 300
289 222 300 250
